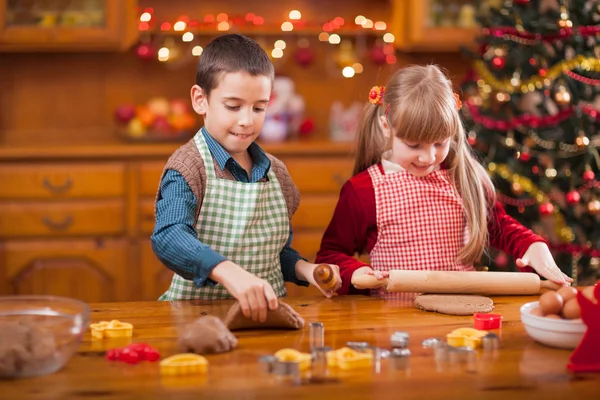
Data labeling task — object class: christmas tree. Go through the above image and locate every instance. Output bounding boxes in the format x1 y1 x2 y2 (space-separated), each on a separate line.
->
461 0 600 285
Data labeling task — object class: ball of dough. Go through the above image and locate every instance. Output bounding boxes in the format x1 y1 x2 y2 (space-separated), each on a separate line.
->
178 316 238 355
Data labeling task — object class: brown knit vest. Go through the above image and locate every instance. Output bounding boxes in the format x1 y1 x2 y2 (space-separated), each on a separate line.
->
155 138 300 223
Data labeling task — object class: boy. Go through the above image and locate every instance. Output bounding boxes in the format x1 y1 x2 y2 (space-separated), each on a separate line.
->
152 34 340 322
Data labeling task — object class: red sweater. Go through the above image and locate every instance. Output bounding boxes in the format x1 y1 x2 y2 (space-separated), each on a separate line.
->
315 165 546 295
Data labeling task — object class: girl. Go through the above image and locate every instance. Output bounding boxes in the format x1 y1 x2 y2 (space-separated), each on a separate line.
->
315 65 571 296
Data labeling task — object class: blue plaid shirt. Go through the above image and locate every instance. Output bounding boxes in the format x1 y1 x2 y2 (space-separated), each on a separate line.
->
151 128 308 288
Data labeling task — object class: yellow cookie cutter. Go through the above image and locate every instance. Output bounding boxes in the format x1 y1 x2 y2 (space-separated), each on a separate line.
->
160 353 208 376
90 320 133 339
327 347 372 370
446 327 488 349
273 348 312 371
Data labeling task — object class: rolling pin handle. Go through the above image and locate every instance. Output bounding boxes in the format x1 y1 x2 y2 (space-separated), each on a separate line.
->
351 274 389 290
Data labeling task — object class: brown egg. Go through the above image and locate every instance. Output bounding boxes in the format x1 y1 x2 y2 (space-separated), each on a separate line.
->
529 306 543 317
561 298 581 320
582 286 597 303
556 286 578 303
538 291 564 315
544 314 562 319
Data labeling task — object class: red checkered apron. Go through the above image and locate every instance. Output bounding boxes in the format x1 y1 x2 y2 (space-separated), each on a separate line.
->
367 164 474 299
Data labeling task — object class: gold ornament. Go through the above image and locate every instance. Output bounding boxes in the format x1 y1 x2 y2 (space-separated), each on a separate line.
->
575 135 590 148
558 19 573 28
523 137 536 148
554 85 571 105
495 92 511 103
474 57 600 94
590 258 600 271
587 200 600 215
511 182 524 195
488 163 574 243
505 131 515 147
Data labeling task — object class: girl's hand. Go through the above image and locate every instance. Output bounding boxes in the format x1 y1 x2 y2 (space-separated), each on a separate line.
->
516 242 573 286
351 267 389 289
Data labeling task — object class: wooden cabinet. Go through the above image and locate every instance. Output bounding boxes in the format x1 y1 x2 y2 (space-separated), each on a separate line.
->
0 239 130 303
391 0 480 52
0 141 354 301
0 0 138 51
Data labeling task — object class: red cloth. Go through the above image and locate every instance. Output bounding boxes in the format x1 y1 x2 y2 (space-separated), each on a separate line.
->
315 165 547 295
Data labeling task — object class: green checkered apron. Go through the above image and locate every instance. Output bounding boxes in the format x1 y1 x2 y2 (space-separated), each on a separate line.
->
159 131 289 300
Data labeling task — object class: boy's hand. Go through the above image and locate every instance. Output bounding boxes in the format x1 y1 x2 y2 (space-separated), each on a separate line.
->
307 263 342 298
516 242 572 286
211 261 278 322
351 266 389 289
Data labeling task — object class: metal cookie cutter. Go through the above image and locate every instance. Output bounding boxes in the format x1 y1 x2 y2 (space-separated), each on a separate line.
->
346 341 370 350
390 348 411 370
391 331 410 348
422 337 444 348
272 360 300 376
258 355 277 374
482 332 500 350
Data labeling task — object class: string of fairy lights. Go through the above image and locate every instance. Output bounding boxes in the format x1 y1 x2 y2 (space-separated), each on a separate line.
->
135 8 398 78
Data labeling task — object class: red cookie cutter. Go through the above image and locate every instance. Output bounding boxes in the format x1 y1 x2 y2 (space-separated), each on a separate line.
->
473 313 502 330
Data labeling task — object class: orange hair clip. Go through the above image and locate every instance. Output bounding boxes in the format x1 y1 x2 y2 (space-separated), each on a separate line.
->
454 93 463 110
368 86 385 105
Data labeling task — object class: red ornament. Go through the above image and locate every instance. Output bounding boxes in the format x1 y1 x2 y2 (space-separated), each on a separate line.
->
566 190 581 205
369 45 387 65
583 170 595 181
468 136 477 146
514 0 530 4
519 151 531 162
539 202 554 215
492 56 506 69
294 47 315 67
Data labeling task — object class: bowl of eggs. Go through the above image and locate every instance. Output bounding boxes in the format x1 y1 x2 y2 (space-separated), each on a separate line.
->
520 286 596 349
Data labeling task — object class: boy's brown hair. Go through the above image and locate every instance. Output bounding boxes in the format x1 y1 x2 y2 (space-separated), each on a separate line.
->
195 34 274 97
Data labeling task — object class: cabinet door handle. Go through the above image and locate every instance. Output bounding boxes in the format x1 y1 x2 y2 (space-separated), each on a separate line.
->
42 177 73 194
42 215 74 231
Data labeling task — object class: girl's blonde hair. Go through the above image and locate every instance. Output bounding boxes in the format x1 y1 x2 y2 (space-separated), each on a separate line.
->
354 64 496 265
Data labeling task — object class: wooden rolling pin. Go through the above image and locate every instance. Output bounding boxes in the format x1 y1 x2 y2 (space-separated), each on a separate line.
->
351 270 561 295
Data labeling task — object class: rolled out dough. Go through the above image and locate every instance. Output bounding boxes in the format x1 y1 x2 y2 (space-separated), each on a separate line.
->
414 294 494 315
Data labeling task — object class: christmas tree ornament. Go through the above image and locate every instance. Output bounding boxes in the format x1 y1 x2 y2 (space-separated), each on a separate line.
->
539 202 554 215
590 258 600 271
505 131 516 147
566 190 581 205
575 134 590 148
492 56 506 69
554 85 571 105
558 6 573 29
519 149 531 162
583 169 596 182
587 199 600 215
512 182 524 195
545 168 557 179
467 131 477 146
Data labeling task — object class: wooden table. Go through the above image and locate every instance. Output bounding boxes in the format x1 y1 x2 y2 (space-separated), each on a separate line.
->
2 296 598 399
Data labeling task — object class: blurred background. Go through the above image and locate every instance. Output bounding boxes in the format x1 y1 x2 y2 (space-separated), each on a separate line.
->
0 0 598 303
